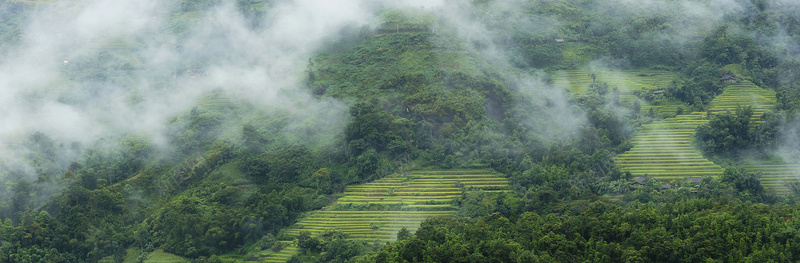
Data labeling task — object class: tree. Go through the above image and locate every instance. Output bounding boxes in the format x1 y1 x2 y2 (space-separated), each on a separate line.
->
397 227 411 241
695 106 754 156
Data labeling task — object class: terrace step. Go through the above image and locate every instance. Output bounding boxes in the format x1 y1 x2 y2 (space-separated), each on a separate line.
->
616 79 777 186
258 169 509 261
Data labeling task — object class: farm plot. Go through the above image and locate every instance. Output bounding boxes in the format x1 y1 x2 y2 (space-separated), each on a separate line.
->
553 68 679 106
615 112 724 180
707 80 776 126
195 91 233 111
0 134 26 158
0 134 25 147
742 164 800 195
616 79 778 184
259 169 509 262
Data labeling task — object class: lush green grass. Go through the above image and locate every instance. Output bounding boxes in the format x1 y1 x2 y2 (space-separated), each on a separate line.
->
256 169 509 262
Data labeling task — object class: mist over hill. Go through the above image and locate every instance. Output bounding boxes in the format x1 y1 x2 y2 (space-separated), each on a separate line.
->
3 0 800 262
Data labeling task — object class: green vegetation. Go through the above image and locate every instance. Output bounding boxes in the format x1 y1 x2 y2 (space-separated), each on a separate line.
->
705 81 776 125
553 68 679 106
357 200 800 263
257 169 510 262
742 163 800 195
99 249 187 263
616 112 724 180
5 0 800 262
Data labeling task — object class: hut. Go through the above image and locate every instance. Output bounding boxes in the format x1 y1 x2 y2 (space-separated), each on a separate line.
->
660 184 671 189
631 177 650 188
720 75 739 83
555 39 565 43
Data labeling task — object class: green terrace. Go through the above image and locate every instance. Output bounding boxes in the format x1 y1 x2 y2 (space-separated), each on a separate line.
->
259 242 299 263
0 134 25 147
553 68 679 105
616 112 721 180
706 80 776 126
258 169 509 262
194 91 234 111
641 100 687 117
742 164 800 195
615 78 778 186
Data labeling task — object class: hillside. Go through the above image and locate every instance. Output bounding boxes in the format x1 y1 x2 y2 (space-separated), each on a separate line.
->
4 0 800 262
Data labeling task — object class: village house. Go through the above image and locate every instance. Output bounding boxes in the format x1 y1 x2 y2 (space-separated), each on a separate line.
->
631 176 650 188
720 75 739 83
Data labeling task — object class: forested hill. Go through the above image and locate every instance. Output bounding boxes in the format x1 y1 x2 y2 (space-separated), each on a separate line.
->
3 0 800 262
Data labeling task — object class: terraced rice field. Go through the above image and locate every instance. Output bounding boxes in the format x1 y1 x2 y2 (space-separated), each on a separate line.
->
0 134 26 157
553 68 679 105
742 164 800 195
259 241 301 263
616 112 724 179
259 169 509 262
0 135 25 146
195 92 233 111
706 80 776 125
615 79 777 183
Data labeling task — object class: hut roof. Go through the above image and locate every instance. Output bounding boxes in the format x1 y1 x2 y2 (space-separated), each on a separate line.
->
632 176 650 185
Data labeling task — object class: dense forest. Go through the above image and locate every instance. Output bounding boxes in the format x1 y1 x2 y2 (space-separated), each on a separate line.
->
3 0 800 262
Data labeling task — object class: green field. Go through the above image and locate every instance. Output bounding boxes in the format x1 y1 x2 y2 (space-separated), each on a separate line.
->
706 80 776 125
553 68 679 105
742 164 800 195
615 79 777 185
258 169 509 262
615 112 723 180
0 134 25 146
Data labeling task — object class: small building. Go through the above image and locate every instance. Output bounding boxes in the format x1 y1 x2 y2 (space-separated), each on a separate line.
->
660 183 671 189
556 39 565 43
720 75 739 83
686 177 702 184
690 189 699 194
652 90 664 95
631 176 650 188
